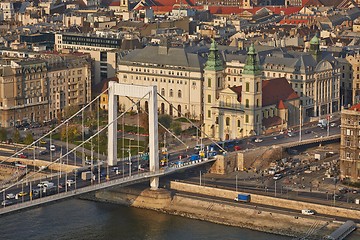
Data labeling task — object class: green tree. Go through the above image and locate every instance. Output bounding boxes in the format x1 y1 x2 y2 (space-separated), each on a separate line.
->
13 129 21 143
170 121 182 136
64 105 80 119
60 125 79 143
24 133 34 145
0 127 7 142
158 114 172 129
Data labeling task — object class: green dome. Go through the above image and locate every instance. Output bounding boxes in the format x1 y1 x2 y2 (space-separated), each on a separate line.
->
310 34 320 45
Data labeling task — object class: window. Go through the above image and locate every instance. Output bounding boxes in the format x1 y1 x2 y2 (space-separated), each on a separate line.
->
245 115 249 123
256 99 259 107
161 88 165 96
169 89 173 97
208 78 211 87
256 82 260 92
245 99 249 108
226 117 230 126
237 120 240 128
246 82 250 92
207 110 211 118
208 94 211 103
178 90 182 98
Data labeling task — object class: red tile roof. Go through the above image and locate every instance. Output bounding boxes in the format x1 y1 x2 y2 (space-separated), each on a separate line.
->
152 0 195 6
109 1 120 6
262 77 299 107
349 103 360 111
278 99 287 109
262 116 283 128
230 86 242 102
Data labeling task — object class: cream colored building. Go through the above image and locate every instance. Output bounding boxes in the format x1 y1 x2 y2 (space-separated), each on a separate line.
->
117 41 204 120
0 60 49 127
346 53 360 104
340 104 360 182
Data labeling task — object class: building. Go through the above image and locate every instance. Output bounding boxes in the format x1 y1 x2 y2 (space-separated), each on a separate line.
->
203 42 300 140
46 55 92 120
0 60 49 127
0 55 92 127
117 39 205 120
55 32 141 84
0 1 15 21
346 52 360 105
340 104 360 182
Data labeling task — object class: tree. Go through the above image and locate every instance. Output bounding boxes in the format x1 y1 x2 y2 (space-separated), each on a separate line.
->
13 129 21 143
170 121 182 136
0 127 7 142
64 105 80 119
60 125 79 143
158 114 172 129
24 133 34 145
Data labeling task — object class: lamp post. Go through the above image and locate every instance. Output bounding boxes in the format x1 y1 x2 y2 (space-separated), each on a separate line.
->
236 174 238 192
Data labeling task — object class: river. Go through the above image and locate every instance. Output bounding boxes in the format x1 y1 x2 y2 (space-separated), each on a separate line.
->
0 199 292 240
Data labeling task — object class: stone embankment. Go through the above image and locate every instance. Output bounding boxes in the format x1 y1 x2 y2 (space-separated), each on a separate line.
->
89 182 360 238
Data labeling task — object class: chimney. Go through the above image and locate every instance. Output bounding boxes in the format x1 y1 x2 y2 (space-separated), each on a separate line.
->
158 37 170 55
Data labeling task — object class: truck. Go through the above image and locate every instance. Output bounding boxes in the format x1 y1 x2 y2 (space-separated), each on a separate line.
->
81 171 94 181
234 193 251 202
318 119 328 128
190 154 200 161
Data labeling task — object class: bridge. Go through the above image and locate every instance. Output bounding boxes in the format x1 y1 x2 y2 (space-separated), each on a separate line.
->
281 134 340 148
0 82 220 215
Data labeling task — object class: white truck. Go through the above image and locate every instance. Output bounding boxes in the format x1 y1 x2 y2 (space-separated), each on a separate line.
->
317 119 328 128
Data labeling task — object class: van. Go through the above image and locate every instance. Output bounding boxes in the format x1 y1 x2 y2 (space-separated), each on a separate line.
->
50 144 56 152
301 209 315 215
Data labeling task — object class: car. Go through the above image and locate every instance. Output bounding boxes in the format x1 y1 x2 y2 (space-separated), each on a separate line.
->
330 123 336 127
39 150 49 155
1 200 13 206
304 130 312 134
66 179 75 186
273 174 283 180
288 132 296 137
50 144 56 152
254 138 263 143
18 191 27 197
17 153 28 158
40 140 47 145
301 209 315 215
6 193 15 199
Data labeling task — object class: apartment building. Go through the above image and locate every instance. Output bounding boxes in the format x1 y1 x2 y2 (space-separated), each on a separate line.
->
0 60 49 127
340 104 360 182
0 55 92 127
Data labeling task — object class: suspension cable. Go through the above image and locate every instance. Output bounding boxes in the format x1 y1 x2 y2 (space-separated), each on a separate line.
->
0 87 110 165
1 90 147 193
125 96 188 149
157 93 226 152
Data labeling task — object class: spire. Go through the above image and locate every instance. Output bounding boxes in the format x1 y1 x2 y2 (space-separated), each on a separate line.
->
243 43 261 75
309 32 320 59
205 39 224 71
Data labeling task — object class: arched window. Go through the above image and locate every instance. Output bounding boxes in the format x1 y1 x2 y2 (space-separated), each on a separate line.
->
169 89 173 97
226 117 230 126
178 90 182 98
161 88 165 96
237 120 241 128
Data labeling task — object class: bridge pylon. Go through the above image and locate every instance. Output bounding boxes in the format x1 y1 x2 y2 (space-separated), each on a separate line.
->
107 82 159 190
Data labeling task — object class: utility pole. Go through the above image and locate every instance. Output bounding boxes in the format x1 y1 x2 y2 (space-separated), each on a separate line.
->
299 105 302 142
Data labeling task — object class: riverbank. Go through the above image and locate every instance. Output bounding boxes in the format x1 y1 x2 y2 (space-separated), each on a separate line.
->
82 182 360 239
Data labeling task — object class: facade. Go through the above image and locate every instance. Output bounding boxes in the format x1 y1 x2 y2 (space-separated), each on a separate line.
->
117 40 205 120
346 53 360 105
340 104 360 182
0 56 92 127
0 1 15 21
0 60 49 127
203 43 300 140
46 55 92 120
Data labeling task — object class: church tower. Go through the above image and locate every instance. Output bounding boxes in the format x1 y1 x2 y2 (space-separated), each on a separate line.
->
120 0 129 12
309 33 321 62
241 43 262 136
203 40 224 140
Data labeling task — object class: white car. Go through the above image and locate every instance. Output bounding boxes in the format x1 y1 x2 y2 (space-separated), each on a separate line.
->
301 209 315 215
330 123 336 127
254 138 263 143
50 144 56 152
66 179 75 186
6 193 15 199
273 174 282 180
